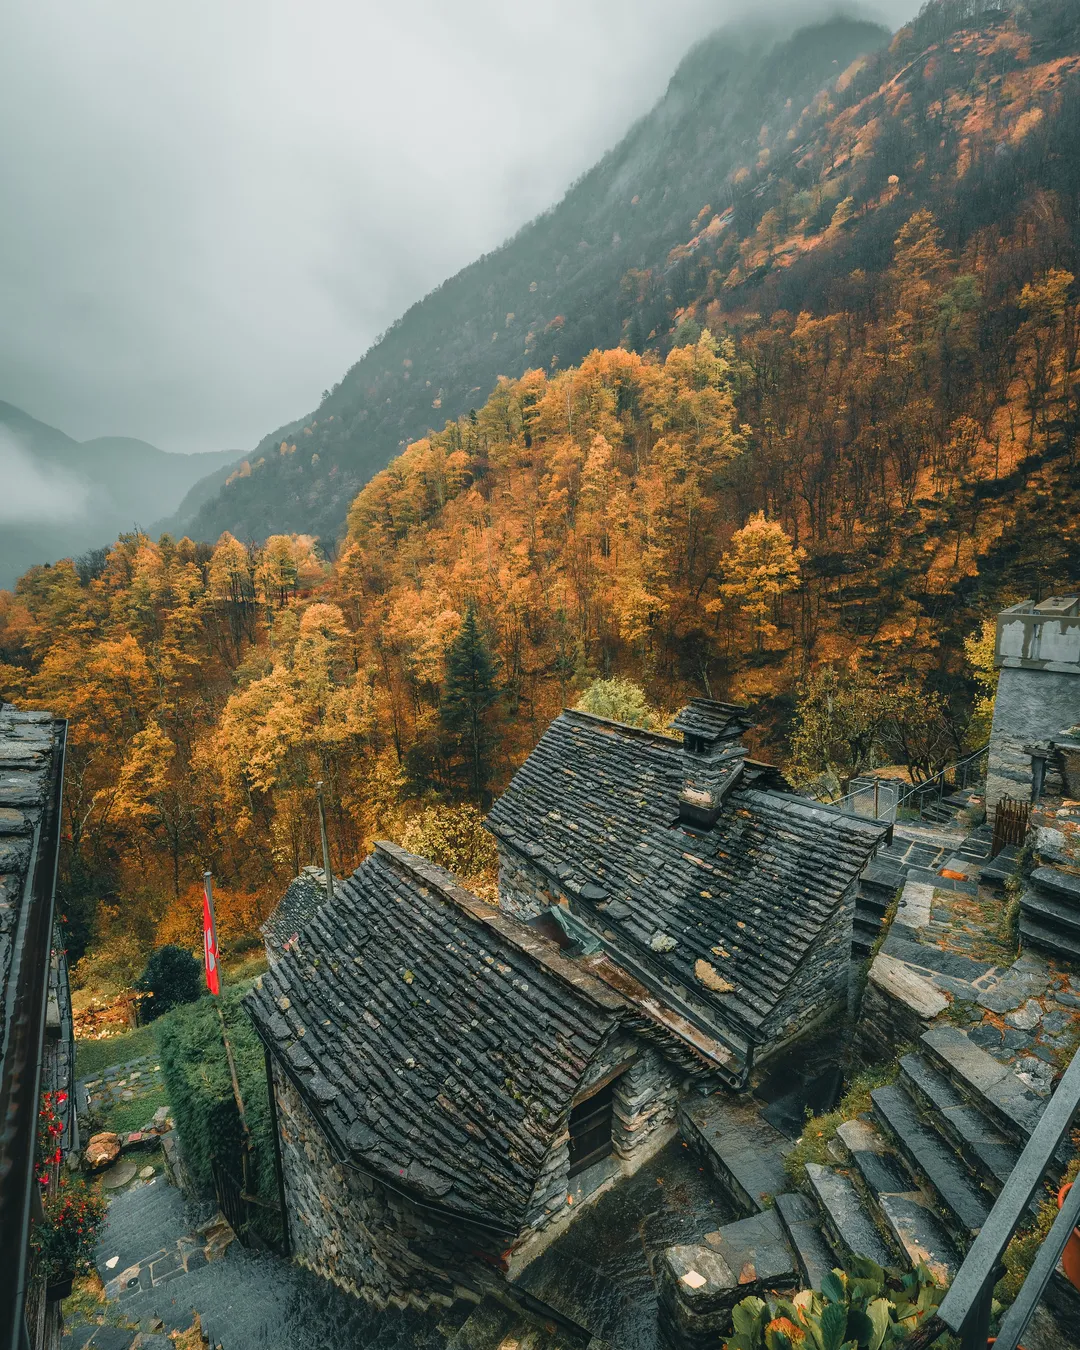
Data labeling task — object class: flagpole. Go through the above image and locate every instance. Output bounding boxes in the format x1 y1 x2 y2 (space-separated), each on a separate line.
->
315 782 334 907
204 871 252 1201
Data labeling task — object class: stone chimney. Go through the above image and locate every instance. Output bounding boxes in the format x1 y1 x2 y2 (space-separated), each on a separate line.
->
669 700 753 829
987 595 1080 818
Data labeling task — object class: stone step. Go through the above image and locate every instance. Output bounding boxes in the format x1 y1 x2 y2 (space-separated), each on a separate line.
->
773 1192 835 1291
919 1026 1045 1148
1030 865 1080 904
678 1096 790 1214
860 864 902 902
835 1119 962 1286
1020 889 1080 938
448 1295 592 1350
703 1206 798 1290
851 936 875 961
855 890 892 918
803 1163 892 1269
853 912 884 938
1019 913 1080 962
980 845 1022 887
897 1053 1022 1196
869 1083 992 1243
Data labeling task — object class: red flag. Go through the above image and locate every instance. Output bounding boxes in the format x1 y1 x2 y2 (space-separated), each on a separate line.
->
203 877 220 996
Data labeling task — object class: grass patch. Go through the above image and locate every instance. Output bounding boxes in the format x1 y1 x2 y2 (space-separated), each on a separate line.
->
94 1085 171 1137
998 1148 1080 1307
783 1063 902 1184
75 1024 160 1080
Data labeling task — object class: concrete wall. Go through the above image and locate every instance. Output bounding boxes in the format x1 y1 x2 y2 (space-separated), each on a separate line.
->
987 666 1080 813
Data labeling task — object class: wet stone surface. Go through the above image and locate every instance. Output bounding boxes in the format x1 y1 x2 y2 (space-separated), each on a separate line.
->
64 1175 454 1350
514 1137 736 1350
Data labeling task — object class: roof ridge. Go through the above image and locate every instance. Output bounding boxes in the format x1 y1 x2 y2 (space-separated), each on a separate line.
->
372 841 626 1014
559 706 681 746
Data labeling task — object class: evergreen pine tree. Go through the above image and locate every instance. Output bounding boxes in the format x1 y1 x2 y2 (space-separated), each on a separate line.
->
440 606 501 806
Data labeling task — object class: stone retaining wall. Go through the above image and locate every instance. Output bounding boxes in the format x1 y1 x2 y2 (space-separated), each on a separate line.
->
272 1064 499 1308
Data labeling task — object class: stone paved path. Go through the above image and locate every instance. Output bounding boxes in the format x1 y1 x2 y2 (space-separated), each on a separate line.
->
64 1176 455 1350
80 1056 165 1119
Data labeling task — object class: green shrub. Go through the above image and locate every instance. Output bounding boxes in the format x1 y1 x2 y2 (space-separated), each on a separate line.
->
157 985 280 1240
575 677 662 730
724 1257 943 1349
783 1065 900 1184
136 945 202 1020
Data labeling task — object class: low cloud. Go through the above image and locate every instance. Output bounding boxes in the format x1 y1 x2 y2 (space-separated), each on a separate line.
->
0 431 89 524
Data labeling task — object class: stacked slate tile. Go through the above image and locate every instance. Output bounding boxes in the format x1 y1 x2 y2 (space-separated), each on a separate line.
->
486 707 887 1045
245 843 628 1231
260 865 333 959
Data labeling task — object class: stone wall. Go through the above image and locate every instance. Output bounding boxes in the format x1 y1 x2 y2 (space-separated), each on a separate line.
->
497 847 555 922
761 888 854 1050
522 1033 683 1238
987 670 1080 815
271 1063 500 1309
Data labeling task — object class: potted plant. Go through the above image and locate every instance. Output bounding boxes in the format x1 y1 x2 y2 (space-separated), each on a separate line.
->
31 1178 107 1301
1058 1182 1080 1291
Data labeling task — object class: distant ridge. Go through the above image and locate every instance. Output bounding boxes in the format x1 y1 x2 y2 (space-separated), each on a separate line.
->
0 401 240 588
175 14 891 549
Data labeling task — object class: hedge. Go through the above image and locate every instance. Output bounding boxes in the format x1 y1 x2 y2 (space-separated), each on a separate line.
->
157 983 281 1240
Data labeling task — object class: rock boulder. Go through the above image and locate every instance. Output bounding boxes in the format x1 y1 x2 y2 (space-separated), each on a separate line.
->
85 1131 121 1170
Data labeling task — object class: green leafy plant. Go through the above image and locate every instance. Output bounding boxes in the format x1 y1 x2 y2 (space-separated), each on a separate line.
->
724 1257 943 1349
135 945 202 1020
30 1179 107 1282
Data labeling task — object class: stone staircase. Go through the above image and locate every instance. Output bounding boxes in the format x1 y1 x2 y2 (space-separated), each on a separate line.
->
1020 865 1080 962
674 1025 1080 1341
852 822 991 961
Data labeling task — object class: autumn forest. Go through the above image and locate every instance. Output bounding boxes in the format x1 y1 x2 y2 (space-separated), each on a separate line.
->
2 0 1080 993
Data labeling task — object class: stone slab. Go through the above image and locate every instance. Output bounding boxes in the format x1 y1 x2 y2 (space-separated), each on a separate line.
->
868 953 948 1020
679 1095 790 1212
702 1207 796 1287
804 1164 892 1267
773 1192 835 1292
921 1025 1045 1144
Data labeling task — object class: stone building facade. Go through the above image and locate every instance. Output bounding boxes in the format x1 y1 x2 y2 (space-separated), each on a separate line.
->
246 700 887 1308
987 595 1080 817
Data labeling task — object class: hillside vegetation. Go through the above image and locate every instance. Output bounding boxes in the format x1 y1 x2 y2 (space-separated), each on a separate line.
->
2 0 1079 985
0 401 238 587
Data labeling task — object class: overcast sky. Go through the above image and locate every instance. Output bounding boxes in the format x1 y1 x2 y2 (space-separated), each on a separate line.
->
0 0 915 455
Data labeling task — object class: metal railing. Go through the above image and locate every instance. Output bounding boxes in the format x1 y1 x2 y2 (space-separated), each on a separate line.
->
825 744 990 823
934 1044 1080 1350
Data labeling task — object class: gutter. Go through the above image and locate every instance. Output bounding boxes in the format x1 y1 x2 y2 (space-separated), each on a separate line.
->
0 720 67 1350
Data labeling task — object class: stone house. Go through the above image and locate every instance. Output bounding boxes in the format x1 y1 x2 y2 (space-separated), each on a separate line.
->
0 704 73 1350
245 699 886 1309
987 595 1080 819
486 701 888 1085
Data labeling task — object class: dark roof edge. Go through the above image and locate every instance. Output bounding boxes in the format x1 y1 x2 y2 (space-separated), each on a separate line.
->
0 714 66 1346
738 785 893 841
558 706 682 747
372 841 627 1015
249 1018 518 1238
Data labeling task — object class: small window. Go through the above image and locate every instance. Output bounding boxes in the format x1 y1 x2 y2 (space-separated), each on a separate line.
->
567 1081 615 1177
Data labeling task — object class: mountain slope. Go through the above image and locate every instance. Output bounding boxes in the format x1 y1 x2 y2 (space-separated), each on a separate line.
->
179 14 892 548
0 402 239 587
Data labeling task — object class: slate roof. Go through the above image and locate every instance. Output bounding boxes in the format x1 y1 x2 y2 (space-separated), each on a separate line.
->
245 842 627 1231
0 705 65 1057
485 708 887 1041
670 699 753 743
260 865 332 956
